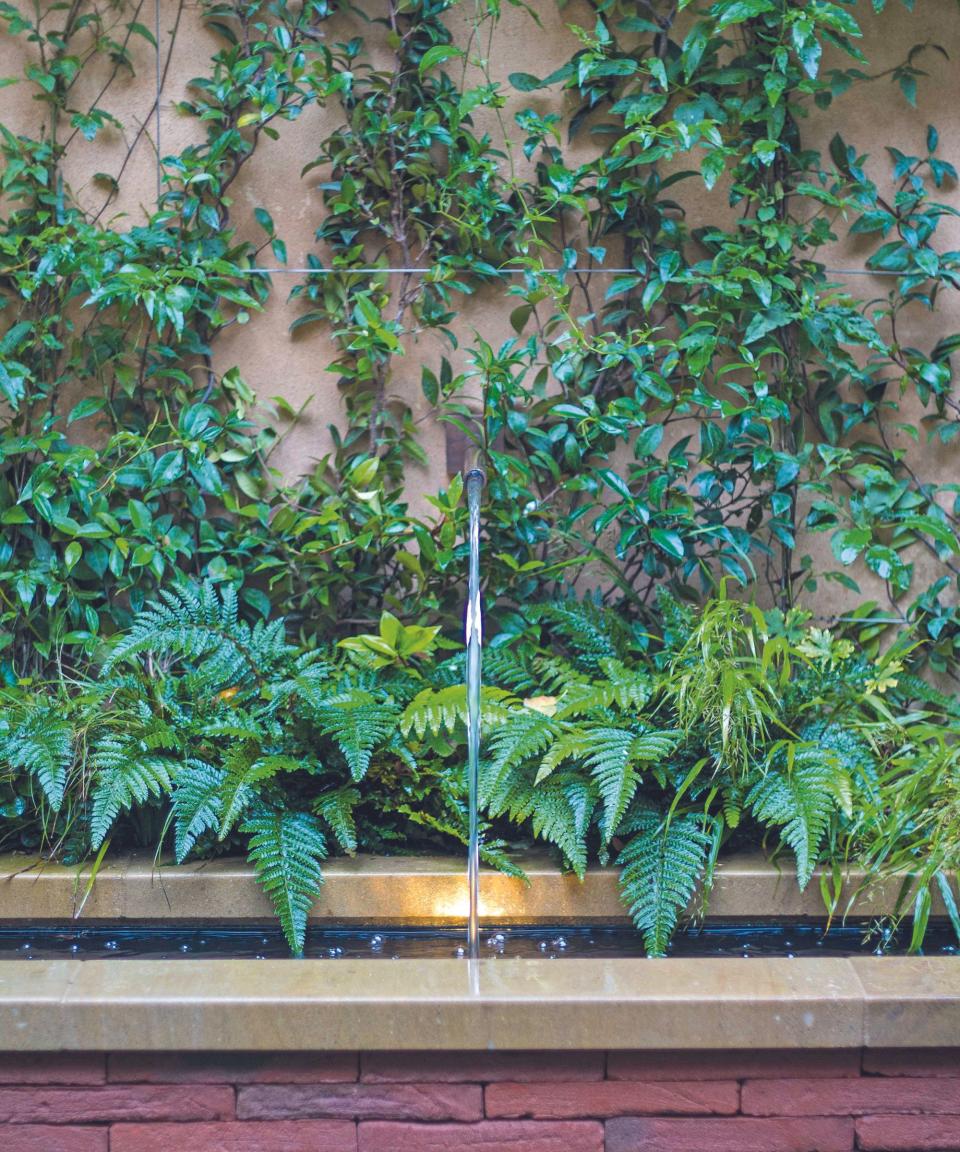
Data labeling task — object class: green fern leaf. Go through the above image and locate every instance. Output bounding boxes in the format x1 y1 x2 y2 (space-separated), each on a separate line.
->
0 707 72 812
171 759 225 861
618 807 714 955
482 708 558 804
747 743 849 888
218 751 301 840
401 685 514 740
242 807 326 955
316 692 399 780
90 736 172 849
103 582 291 686
314 786 360 854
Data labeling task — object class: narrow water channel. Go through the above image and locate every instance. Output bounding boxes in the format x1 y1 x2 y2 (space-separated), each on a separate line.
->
1 922 956 960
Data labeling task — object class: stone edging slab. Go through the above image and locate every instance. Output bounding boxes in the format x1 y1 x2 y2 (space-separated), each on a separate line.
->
0 852 947 923
0 955 956 1051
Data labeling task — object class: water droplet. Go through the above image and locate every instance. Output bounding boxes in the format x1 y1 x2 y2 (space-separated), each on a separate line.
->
454 947 465 958
391 954 400 960
370 935 383 951
538 941 548 953
255 953 266 960
69 944 80 954
551 936 567 950
198 938 207 947
104 941 118 951
179 944 190 953
19 943 31 952
261 936 270 946
786 952 796 959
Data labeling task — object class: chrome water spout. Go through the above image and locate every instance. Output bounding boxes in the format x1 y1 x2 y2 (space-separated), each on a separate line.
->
464 466 485 963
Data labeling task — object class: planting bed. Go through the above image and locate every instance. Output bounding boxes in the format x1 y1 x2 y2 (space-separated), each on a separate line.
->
0 854 957 1148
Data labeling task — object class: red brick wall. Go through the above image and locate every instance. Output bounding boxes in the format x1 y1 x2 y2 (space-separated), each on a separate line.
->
0 1049 958 1150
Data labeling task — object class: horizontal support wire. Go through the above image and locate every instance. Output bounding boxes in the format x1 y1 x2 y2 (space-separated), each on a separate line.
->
235 266 905 276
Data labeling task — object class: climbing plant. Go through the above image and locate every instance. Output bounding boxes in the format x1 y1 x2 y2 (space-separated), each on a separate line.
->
3 0 960 672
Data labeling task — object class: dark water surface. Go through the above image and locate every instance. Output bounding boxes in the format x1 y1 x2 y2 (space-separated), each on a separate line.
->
0 921 956 960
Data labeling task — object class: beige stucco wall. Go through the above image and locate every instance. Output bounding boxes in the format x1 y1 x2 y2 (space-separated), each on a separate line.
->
3 0 960 616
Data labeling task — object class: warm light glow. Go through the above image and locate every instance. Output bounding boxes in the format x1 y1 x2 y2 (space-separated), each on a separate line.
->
430 882 505 922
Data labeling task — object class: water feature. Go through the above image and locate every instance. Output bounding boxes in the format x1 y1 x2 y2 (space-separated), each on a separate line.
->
464 466 485 964
1 921 955 960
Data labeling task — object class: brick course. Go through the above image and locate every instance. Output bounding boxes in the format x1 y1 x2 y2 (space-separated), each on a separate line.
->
358 1119 605 1151
856 1114 960 1150
237 1081 483 1121
111 1120 358 1151
0 1084 234 1124
742 1076 960 1116
2 1125 108 1151
361 1051 605 1082
485 1079 739 1118
606 1116 855 1152
0 1049 955 1150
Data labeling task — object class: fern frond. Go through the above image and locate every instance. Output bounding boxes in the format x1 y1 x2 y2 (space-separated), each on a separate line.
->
531 652 590 695
242 807 326 955
89 736 173 848
171 759 225 861
504 774 589 876
0 707 72 812
482 708 558 805
314 786 360 854
529 598 628 671
747 743 850 888
584 727 642 842
482 647 538 692
103 582 292 686
618 807 715 955
316 692 399 780
401 686 514 740
218 750 301 840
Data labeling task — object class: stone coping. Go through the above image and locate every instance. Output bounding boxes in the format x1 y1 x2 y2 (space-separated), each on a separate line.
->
0 955 956 1051
0 852 947 924
0 853 955 1053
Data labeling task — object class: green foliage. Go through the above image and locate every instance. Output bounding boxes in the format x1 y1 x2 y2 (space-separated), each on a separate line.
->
1 0 959 956
242 808 327 955
618 809 720 957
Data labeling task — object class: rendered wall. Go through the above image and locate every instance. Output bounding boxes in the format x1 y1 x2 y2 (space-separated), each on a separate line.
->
0 1048 958 1150
3 0 960 614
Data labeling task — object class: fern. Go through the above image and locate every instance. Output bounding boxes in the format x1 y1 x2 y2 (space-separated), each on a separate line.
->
502 774 589 876
242 807 327 955
584 727 642 842
618 807 716 955
315 786 360 853
89 735 173 849
103 582 292 686
747 743 851 888
218 750 301 840
316 692 399 780
536 724 677 842
0 707 72 812
529 598 628 672
482 646 537 692
401 685 514 740
482 708 558 805
171 759 225 861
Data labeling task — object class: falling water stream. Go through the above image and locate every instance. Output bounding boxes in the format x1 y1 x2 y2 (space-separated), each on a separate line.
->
464 467 485 967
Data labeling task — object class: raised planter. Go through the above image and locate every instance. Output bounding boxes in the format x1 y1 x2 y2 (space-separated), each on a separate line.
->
0 853 957 1150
